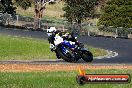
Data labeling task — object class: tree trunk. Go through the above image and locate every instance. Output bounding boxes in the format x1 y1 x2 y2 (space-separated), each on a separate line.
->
34 0 45 30
77 19 81 35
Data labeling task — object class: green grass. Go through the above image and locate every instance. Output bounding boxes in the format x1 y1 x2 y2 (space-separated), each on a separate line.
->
0 34 56 60
0 69 131 88
0 34 107 60
89 46 107 57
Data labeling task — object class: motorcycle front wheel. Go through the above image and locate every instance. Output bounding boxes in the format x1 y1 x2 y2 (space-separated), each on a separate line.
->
56 46 79 62
82 51 93 62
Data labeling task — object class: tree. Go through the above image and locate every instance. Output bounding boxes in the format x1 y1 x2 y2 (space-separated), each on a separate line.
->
63 0 98 25
0 0 33 15
97 0 107 9
1 0 16 15
15 0 33 10
98 0 132 28
0 0 47 29
34 0 46 29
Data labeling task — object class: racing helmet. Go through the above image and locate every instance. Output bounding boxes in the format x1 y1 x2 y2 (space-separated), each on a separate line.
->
47 27 56 36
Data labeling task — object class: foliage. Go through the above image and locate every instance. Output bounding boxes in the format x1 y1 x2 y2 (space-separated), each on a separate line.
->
63 0 98 24
98 0 132 28
15 0 33 10
0 0 16 15
0 1 4 11
0 0 33 14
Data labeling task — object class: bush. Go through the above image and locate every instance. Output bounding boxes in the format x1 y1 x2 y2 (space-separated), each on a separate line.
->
98 0 132 28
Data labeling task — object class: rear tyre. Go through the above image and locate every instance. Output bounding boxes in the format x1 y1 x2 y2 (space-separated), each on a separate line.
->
56 47 78 62
82 51 93 62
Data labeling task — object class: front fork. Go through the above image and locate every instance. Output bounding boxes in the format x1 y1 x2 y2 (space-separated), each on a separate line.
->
75 48 89 59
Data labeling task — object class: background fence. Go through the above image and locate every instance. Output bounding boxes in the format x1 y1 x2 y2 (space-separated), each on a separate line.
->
0 13 132 39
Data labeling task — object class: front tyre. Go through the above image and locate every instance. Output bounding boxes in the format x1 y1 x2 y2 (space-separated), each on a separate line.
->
82 51 93 62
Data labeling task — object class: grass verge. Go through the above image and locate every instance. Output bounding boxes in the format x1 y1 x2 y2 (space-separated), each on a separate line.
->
0 34 56 60
0 34 107 60
0 69 131 88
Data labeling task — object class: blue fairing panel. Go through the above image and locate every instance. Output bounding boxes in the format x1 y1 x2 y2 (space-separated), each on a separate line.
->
61 40 75 48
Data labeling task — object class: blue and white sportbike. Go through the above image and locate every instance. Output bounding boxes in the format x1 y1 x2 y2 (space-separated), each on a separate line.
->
47 27 93 62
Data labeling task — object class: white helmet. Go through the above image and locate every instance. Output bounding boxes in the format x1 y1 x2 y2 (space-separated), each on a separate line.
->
47 27 56 36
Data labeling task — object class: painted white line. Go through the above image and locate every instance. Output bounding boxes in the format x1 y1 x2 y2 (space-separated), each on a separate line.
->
14 36 18 38
13 29 20 31
94 50 118 59
23 30 29 32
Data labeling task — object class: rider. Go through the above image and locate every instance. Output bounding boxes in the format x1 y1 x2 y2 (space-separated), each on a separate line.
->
47 27 62 59
47 27 79 59
47 27 77 46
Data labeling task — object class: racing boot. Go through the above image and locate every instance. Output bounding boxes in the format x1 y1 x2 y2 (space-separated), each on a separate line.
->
55 50 61 59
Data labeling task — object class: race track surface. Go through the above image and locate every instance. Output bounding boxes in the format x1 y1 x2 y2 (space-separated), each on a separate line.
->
0 26 132 64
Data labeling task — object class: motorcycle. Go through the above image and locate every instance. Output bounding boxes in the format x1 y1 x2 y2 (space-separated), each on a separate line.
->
49 32 93 62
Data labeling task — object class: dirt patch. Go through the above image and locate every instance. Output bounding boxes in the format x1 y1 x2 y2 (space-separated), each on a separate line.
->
0 64 132 72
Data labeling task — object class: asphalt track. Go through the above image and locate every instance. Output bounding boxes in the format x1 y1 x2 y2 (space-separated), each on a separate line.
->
0 26 132 64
